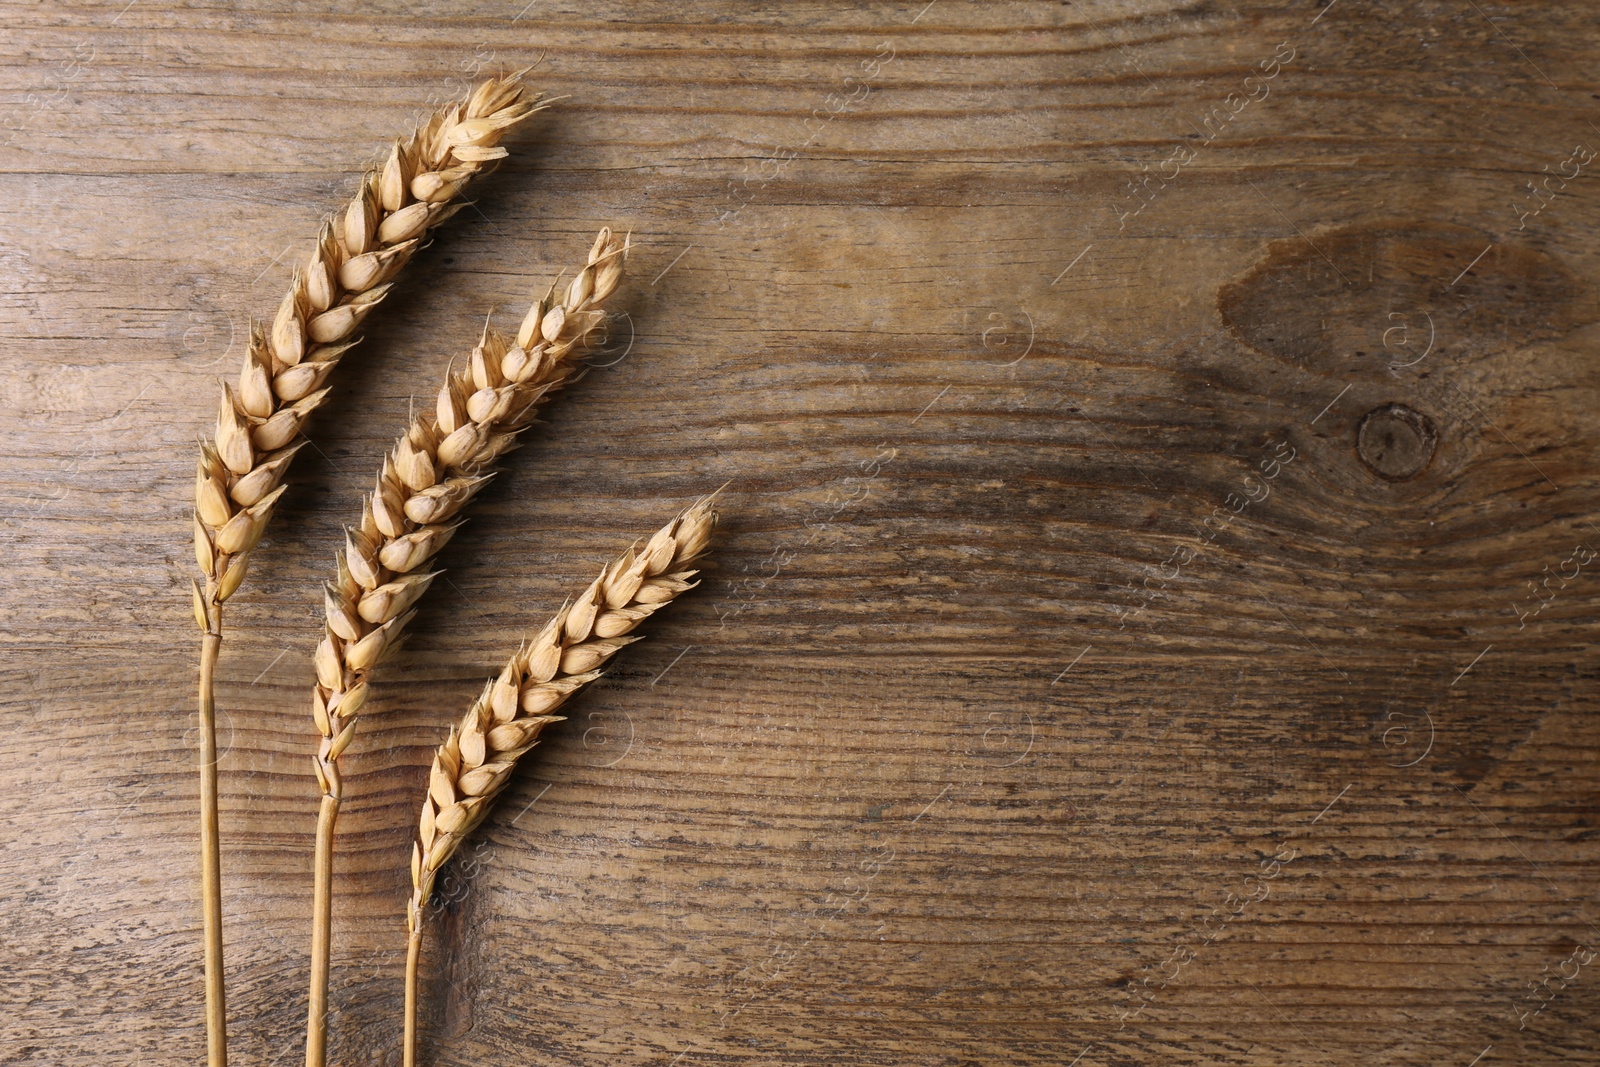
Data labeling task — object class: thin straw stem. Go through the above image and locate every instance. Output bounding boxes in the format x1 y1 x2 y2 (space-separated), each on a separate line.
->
403 927 423 1067
305 796 339 1067
197 623 226 1067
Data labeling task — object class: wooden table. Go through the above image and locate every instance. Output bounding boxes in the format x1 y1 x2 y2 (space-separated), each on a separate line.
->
3 2 1597 1064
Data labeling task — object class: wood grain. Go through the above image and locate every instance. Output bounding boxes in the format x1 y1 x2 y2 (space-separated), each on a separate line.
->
2 2 1598 1065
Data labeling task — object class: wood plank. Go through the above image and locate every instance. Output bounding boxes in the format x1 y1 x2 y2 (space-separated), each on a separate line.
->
0 2 1596 1065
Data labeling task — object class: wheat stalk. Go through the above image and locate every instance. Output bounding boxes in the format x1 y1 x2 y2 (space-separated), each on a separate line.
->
185 72 543 1067
400 495 718 1067
304 228 629 1066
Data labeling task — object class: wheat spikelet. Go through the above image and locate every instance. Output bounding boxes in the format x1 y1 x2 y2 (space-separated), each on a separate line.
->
401 496 717 1067
305 228 628 1065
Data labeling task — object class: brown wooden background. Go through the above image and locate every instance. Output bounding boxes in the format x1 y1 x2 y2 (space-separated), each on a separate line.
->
3 2 1598 1064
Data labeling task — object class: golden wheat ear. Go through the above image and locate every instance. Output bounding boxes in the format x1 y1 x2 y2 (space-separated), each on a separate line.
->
195 72 548 620
187 71 546 1067
401 495 718 1067
304 227 629 1066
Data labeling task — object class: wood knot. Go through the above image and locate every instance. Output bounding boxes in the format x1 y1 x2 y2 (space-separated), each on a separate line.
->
1357 403 1436 480
1217 221 1590 373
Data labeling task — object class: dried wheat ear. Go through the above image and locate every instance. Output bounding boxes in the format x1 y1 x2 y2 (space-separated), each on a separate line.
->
306 227 629 1067
311 226 629 805
401 495 717 1067
412 495 716 912
186 71 544 1067
193 72 544 622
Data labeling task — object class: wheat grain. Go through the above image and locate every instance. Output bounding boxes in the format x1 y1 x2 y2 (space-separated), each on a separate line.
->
305 227 629 1066
184 71 544 1067
401 495 717 1067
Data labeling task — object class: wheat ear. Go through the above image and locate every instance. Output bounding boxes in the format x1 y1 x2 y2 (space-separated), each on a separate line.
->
304 228 629 1066
400 496 717 1067
184 72 543 1067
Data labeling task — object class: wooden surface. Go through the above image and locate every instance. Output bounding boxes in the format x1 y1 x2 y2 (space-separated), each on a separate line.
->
3 2 1598 1065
